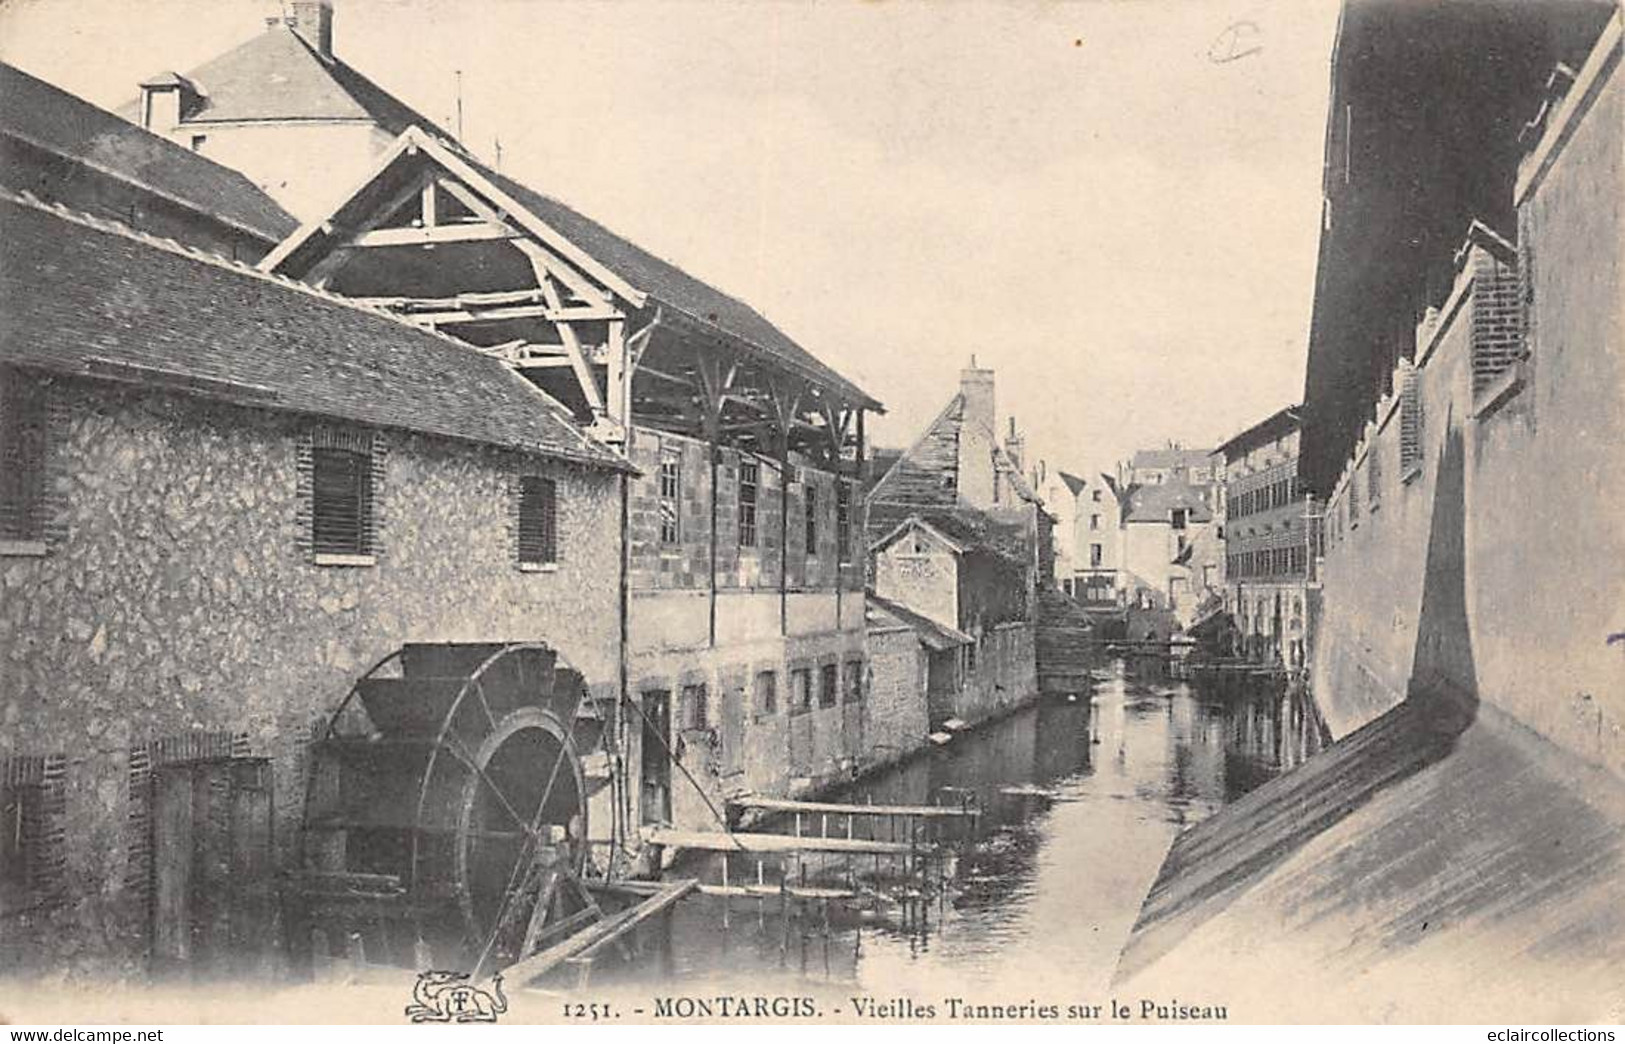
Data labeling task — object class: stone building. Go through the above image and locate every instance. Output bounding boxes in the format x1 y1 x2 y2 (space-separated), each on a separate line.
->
1305 1 1624 781
0 189 630 975
865 364 1044 727
0 62 296 261
1214 405 1321 668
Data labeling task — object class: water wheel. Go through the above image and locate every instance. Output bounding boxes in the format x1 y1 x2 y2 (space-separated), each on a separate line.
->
296 642 605 974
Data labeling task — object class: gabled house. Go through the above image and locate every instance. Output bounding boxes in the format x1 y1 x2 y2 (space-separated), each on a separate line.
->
865 363 1044 727
0 62 296 260
1041 468 1124 604
1115 459 1220 625
117 1 444 221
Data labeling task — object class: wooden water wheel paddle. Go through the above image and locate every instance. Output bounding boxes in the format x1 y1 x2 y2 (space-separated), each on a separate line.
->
296 642 603 974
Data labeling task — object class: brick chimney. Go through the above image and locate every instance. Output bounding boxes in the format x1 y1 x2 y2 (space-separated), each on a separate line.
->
959 356 996 437
289 0 334 60
1004 415 1025 473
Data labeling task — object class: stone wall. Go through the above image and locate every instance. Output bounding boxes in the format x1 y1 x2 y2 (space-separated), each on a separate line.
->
1311 16 1624 778
863 626 930 768
0 377 621 975
951 622 1035 726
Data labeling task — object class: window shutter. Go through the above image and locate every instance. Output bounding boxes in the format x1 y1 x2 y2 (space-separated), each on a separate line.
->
518 475 558 565
0 371 47 542
312 445 371 555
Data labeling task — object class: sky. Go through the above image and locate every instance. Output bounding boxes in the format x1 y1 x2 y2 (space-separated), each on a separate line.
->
0 0 1341 476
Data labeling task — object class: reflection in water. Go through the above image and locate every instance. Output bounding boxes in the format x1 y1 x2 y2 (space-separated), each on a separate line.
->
587 661 1326 996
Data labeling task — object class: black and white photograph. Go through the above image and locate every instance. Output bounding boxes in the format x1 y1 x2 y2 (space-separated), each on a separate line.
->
0 0 1621 1029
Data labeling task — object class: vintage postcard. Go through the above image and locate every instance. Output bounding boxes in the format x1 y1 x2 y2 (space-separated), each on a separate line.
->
0 0 1621 1030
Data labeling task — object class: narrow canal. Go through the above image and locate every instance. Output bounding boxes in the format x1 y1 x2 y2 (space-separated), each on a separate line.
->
592 661 1325 998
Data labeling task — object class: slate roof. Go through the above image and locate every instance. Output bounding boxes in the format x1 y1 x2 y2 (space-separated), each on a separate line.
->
0 191 629 471
1129 447 1215 471
1057 470 1089 497
866 591 973 651
118 24 441 133
466 157 883 410
1121 480 1214 524
1 63 296 245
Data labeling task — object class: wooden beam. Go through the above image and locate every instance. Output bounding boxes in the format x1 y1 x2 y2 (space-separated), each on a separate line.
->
641 827 928 857
606 317 628 427
420 178 437 228
730 796 978 819
412 303 619 326
440 179 611 307
347 222 519 248
503 879 697 986
516 240 605 416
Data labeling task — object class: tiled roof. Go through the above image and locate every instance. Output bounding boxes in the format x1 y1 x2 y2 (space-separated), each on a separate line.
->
0 191 629 472
1130 447 1216 470
866 592 973 651
1122 481 1214 524
119 26 441 133
1 63 296 244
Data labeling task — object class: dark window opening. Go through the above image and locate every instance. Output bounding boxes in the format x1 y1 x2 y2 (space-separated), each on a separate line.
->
682 683 708 731
843 661 864 703
754 670 777 716
836 481 852 564
0 371 47 543
738 458 758 547
517 475 558 565
819 664 838 708
804 484 818 556
790 668 813 714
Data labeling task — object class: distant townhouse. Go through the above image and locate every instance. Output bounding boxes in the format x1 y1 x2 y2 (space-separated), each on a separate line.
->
1041 469 1124 605
1215 405 1320 668
1112 448 1220 626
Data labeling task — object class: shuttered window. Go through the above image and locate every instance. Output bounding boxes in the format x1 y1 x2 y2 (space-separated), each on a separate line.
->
517 475 558 566
658 452 680 544
312 440 372 557
804 484 817 557
0 370 47 543
819 664 838 708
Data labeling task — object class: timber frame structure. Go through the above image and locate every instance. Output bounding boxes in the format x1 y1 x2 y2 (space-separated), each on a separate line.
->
259 126 881 462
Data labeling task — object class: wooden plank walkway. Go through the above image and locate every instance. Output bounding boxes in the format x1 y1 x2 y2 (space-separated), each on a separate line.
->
642 827 923 856
730 796 978 819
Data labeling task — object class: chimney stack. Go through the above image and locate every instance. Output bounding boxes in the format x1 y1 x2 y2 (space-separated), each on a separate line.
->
1004 416 1025 472
290 1 334 60
959 356 996 439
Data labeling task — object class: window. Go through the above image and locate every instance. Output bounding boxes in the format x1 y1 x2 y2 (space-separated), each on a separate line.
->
658 451 681 544
965 639 979 675
1091 489 1102 503
517 475 558 566
311 430 374 560
754 670 777 716
1090 543 1103 567
804 483 818 556
819 664 838 708
0 370 47 547
738 458 758 547
836 481 851 564
1090 514 1100 530
843 660 864 703
189 134 207 152
1171 509 1187 530
790 668 813 714
682 683 708 731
